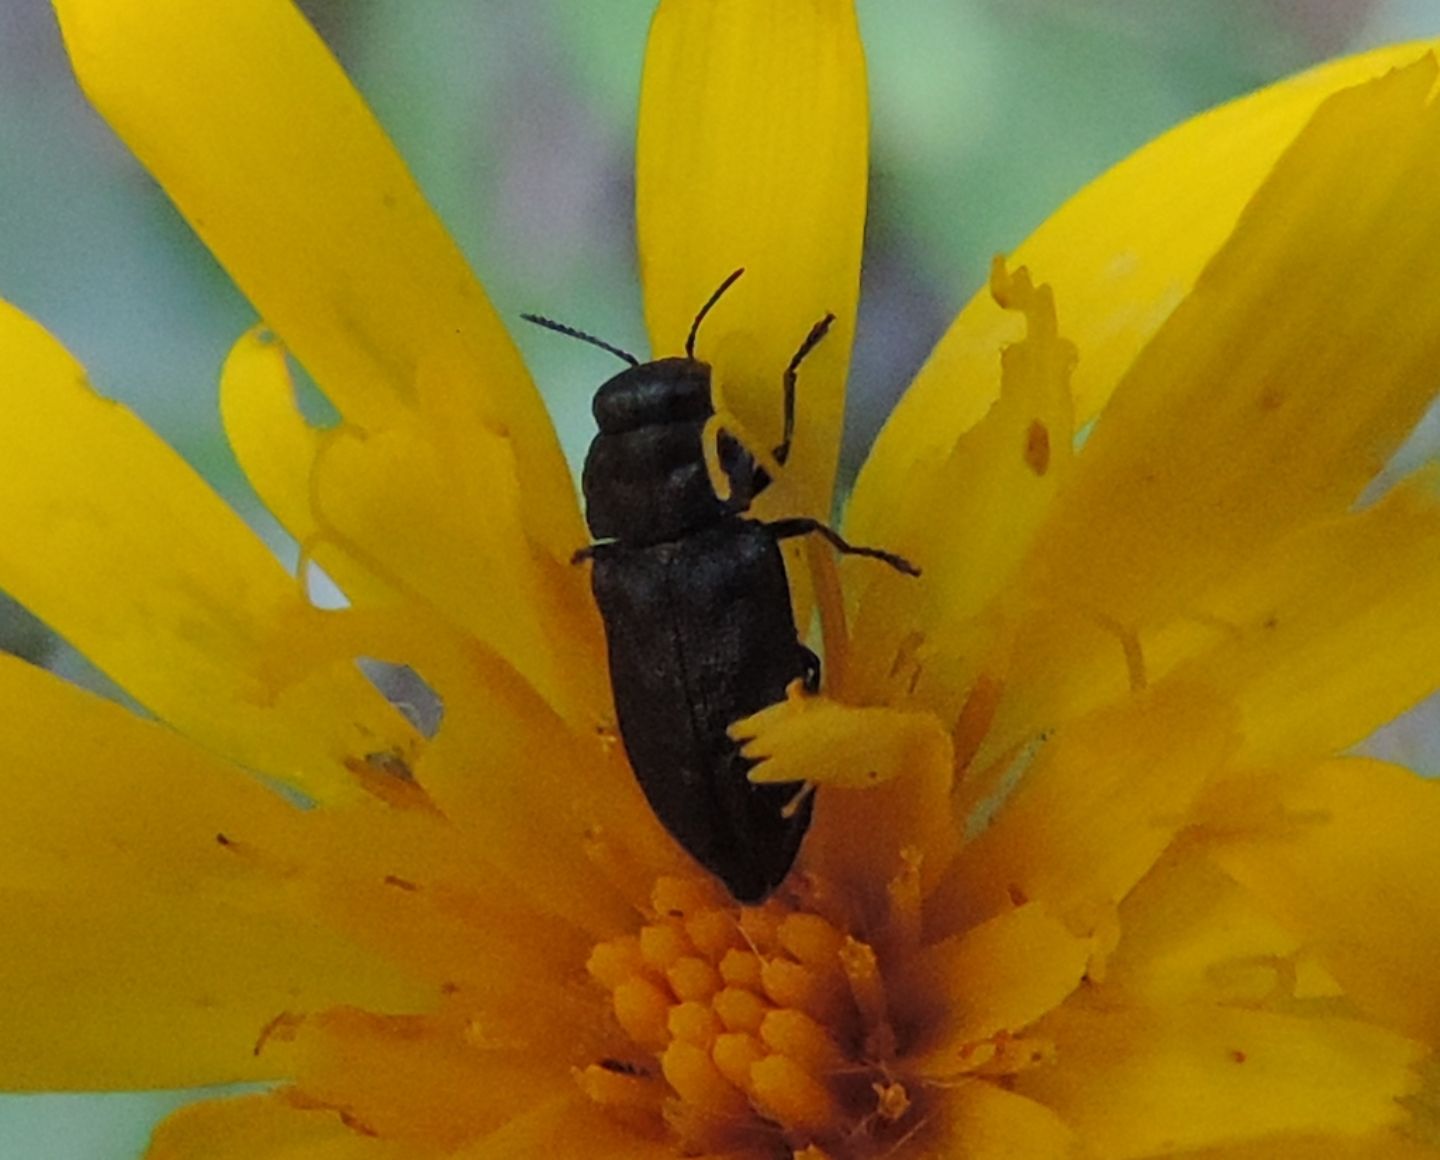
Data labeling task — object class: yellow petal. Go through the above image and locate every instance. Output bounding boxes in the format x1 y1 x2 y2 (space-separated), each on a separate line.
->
902 903 1091 1073
0 302 416 799
287 1009 579 1153
1022 58 1440 633
0 656 429 1091
930 680 1236 938
0 886 429 1092
1015 1005 1425 1157
1203 758 1440 1043
275 791 603 1041
149 1093 414 1160
1171 470 1440 765
984 464 1440 776
924 1080 1080 1160
855 39 1440 515
736 691 952 790
637 0 866 521
1104 849 1329 1009
220 331 607 725
847 260 1076 714
412 632 687 935
451 1093 677 1160
51 0 582 564
0 652 297 891
217 328 324 573
1141 1133 1437 1160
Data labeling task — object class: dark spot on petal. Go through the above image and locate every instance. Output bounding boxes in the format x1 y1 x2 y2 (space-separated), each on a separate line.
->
599 1057 650 1077
1025 420 1051 476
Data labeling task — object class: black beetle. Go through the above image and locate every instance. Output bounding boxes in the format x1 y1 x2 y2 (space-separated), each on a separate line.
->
524 271 915 902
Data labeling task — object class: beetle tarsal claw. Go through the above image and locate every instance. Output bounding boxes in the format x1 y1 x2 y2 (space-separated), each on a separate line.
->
735 697 953 790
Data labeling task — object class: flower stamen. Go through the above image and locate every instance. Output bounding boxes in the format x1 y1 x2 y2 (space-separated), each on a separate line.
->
585 876 920 1156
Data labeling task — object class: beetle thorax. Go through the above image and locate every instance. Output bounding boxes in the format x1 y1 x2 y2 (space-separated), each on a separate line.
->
582 357 764 544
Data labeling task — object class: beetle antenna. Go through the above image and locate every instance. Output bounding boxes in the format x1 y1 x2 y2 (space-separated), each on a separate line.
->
775 312 835 466
686 267 746 359
520 314 640 368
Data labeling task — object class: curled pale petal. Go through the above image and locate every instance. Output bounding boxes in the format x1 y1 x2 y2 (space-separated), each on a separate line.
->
1202 758 1440 1044
51 0 582 564
148 1093 416 1160
0 302 416 799
638 0 866 521
855 39 1440 522
0 660 427 1091
1015 1005 1426 1158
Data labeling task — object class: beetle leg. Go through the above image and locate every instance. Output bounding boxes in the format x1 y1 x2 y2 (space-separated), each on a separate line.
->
774 312 836 466
767 517 920 577
799 644 822 693
571 540 617 565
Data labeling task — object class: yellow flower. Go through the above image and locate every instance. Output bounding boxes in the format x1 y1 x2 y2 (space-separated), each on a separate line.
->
4 1 1440 1157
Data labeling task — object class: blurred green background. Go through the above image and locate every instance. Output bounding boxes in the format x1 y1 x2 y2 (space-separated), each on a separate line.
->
2 1 1439 1155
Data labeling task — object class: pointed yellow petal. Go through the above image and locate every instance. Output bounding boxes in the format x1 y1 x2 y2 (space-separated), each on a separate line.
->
930 680 1236 938
51 0 582 563
858 40 1440 504
148 1093 414 1160
1025 59 1440 633
1204 758 1440 1043
1015 1006 1425 1157
637 0 866 519
0 302 416 799
0 657 429 1091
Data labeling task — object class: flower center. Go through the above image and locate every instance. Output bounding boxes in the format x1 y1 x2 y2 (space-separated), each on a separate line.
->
582 875 915 1156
